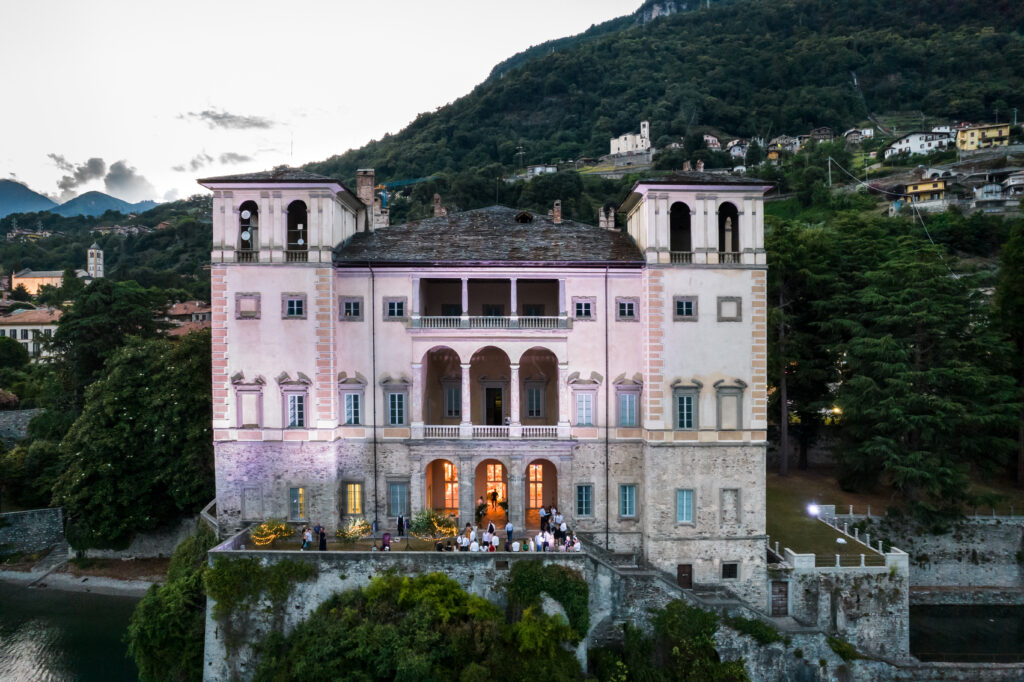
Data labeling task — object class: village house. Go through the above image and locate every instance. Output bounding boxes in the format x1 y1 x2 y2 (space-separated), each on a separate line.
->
199 166 771 605
956 123 1011 151
883 131 953 159
702 134 721 150
0 307 61 359
11 268 91 295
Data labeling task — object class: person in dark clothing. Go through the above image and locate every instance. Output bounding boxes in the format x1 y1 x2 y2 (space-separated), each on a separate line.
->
318 529 327 551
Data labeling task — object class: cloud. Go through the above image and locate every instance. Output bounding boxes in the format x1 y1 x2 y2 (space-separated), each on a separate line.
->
163 189 180 202
104 160 156 203
171 164 186 172
180 109 275 130
219 152 253 164
48 154 107 201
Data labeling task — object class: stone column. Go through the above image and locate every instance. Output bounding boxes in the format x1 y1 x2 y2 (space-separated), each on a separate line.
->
410 362 424 436
510 277 518 318
410 455 424 515
508 456 524 531
509 363 521 433
460 362 472 436
459 456 475 529
411 276 421 323
558 278 567 316
461 277 469 315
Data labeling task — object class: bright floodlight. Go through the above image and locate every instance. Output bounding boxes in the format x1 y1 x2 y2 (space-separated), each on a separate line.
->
807 504 820 517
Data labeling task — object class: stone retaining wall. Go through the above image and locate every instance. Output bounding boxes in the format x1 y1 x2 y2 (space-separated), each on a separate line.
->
0 508 63 553
76 516 198 559
0 408 41 447
202 545 587 681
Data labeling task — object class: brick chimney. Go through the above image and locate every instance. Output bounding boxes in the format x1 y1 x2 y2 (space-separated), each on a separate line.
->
356 169 375 207
433 193 447 218
553 200 562 224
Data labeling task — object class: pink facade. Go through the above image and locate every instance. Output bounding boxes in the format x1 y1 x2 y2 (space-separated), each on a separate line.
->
200 167 773 607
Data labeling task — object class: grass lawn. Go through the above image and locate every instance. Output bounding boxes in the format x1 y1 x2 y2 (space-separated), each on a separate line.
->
767 469 890 566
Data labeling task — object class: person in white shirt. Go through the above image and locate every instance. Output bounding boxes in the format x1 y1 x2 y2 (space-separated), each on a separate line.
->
482 530 491 545
470 540 480 552
511 539 521 552
505 521 514 538
470 527 478 542
535 531 546 552
538 506 548 531
560 521 567 533
544 530 554 551
491 535 500 549
573 535 582 552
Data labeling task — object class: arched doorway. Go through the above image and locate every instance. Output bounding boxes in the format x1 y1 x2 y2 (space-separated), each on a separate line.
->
470 346 511 426
287 200 308 256
424 459 459 515
524 458 558 529
422 346 461 425
475 459 507 527
238 200 259 252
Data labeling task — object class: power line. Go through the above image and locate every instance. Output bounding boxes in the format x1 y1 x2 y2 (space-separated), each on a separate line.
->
826 156 958 278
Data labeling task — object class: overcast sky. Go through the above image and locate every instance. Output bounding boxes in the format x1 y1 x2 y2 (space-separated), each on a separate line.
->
1 0 639 204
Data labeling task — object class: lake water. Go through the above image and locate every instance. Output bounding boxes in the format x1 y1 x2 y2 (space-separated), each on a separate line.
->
910 604 1024 662
0 582 140 681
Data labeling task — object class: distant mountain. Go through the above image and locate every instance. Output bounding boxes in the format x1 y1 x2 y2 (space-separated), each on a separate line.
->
51 191 157 217
0 180 57 218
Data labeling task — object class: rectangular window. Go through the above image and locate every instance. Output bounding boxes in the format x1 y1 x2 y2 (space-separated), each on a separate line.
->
441 303 461 316
522 304 544 317
0 330 5 337
387 482 408 517
482 304 504 317
235 292 261 319
674 296 697 320
20 329 28 340
443 462 459 508
620 484 636 518
575 301 592 318
444 385 461 418
346 482 363 515
289 487 306 520
619 393 637 427
576 484 593 517
387 300 405 318
575 393 593 425
344 394 360 425
722 562 739 579
528 463 543 508
676 489 694 523
676 394 694 430
388 393 405 425
285 297 304 317
527 386 543 418
287 394 305 428
616 298 637 320
342 300 361 319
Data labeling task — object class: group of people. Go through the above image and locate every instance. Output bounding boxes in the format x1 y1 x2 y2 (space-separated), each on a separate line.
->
299 522 327 551
434 520 583 553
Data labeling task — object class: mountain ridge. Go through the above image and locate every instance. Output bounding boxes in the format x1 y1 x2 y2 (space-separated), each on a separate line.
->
0 181 158 219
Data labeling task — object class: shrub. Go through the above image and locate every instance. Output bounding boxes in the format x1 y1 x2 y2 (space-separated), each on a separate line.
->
334 517 371 545
408 508 458 541
249 519 290 547
507 560 589 637
827 636 863 661
723 615 785 646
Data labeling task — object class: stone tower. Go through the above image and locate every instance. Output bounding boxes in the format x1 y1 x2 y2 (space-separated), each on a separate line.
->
87 243 104 279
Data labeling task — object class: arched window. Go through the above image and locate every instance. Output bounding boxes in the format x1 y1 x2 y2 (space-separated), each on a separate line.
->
238 201 259 252
718 201 739 257
287 201 308 256
669 202 691 254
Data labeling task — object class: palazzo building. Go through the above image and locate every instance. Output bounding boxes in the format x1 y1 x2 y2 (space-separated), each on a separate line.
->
199 167 771 605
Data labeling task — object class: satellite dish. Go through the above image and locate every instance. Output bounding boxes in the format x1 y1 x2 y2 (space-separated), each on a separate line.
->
241 209 251 220
240 230 251 241
297 238 305 246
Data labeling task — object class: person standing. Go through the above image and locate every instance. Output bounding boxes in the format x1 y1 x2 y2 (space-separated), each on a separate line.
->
397 515 405 538
505 520 514 542
538 506 548 532
318 529 327 551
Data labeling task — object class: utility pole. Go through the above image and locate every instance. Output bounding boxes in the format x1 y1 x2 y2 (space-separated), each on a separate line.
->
1014 108 1018 126
827 156 832 187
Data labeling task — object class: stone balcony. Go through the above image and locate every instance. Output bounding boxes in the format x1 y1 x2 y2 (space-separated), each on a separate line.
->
411 315 570 330
413 424 570 440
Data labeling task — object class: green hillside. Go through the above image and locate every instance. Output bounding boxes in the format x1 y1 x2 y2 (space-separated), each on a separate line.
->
307 0 1024 217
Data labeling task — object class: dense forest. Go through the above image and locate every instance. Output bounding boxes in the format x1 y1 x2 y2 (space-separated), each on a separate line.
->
306 0 1024 208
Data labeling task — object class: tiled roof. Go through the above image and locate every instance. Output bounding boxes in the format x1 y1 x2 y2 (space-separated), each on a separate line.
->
0 308 62 325
631 171 773 187
12 269 89 279
167 300 211 316
197 168 341 184
333 206 644 267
